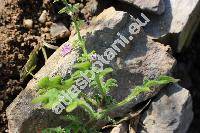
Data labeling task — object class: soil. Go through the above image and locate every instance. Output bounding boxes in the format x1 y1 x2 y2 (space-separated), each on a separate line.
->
0 0 199 132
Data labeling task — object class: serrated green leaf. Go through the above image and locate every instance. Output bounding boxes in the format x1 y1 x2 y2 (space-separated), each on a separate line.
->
50 76 62 84
73 61 91 70
144 75 179 87
32 88 60 109
58 7 69 14
103 79 118 94
71 70 81 79
99 68 113 79
62 78 74 90
38 77 50 89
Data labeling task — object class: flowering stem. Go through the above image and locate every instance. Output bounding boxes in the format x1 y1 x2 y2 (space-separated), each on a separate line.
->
73 19 87 55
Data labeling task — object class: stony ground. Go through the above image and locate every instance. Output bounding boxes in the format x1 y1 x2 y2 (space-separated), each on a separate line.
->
0 0 199 132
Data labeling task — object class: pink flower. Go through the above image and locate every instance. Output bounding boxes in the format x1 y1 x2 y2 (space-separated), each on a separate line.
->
91 53 97 61
61 43 72 57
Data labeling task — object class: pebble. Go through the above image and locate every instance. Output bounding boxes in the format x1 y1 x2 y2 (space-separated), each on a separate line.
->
45 21 52 27
23 19 33 29
50 23 70 39
39 10 47 24
41 27 49 33
0 100 4 111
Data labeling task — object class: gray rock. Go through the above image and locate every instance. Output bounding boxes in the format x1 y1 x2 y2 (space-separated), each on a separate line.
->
139 84 193 133
6 7 175 132
50 23 70 39
144 0 200 51
119 0 165 15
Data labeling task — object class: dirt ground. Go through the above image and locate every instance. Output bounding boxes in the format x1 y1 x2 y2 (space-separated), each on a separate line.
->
0 0 199 132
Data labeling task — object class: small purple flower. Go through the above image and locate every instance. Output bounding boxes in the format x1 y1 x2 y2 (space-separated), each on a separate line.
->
61 43 72 57
91 53 97 61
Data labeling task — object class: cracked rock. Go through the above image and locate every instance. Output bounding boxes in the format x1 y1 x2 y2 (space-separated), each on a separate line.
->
6 7 176 132
119 0 165 15
139 84 193 133
143 0 200 51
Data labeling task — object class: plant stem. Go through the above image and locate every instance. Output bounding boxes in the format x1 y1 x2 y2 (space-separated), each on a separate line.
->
99 92 137 116
42 47 48 63
78 100 96 119
73 19 87 55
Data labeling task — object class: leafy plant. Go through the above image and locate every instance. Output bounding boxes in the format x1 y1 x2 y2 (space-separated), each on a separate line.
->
32 0 179 132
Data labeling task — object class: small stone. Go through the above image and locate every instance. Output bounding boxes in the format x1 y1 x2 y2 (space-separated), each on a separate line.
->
39 10 47 24
45 21 52 27
0 100 4 111
23 19 33 29
41 27 49 33
50 23 70 39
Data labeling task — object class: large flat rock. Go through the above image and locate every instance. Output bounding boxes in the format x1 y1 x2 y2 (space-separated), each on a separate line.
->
139 84 193 133
118 0 165 15
6 7 176 132
144 0 200 51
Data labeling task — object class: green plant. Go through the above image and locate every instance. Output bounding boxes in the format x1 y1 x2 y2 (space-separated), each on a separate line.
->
32 0 179 132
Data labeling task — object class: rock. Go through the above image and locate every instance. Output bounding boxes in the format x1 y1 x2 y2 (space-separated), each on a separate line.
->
143 0 200 52
139 84 193 133
111 122 128 133
50 23 70 39
23 19 33 29
119 0 165 15
6 7 175 132
81 0 98 19
39 10 47 24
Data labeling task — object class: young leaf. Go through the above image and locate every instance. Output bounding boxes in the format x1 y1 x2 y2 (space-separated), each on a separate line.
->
62 78 74 90
103 78 118 93
38 77 50 89
73 61 91 70
66 101 78 112
99 68 113 79
144 75 179 88
32 88 60 109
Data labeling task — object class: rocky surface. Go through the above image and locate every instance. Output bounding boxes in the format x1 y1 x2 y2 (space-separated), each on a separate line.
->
118 0 165 15
6 7 176 132
139 84 193 133
143 0 200 51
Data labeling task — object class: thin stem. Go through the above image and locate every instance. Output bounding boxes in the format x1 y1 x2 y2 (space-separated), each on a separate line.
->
42 47 48 63
73 19 87 55
99 92 137 116
78 100 96 119
80 92 98 107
